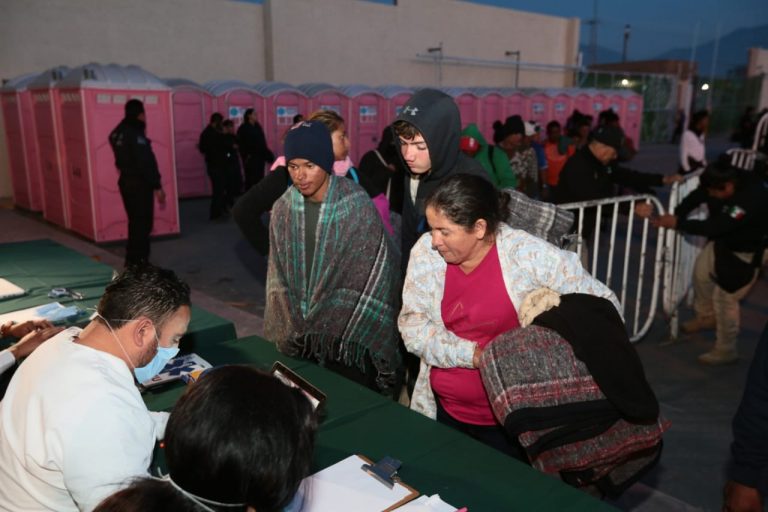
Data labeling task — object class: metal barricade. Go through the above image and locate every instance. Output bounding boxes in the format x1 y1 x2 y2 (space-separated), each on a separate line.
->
728 111 768 171
661 172 707 340
560 194 666 342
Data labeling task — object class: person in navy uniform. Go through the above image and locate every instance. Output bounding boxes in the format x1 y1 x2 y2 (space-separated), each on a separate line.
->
109 99 165 267
637 159 768 365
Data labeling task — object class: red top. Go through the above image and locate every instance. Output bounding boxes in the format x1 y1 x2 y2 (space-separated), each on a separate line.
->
431 244 520 425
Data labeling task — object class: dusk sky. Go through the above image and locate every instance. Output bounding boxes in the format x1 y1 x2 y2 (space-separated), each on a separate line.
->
468 0 768 60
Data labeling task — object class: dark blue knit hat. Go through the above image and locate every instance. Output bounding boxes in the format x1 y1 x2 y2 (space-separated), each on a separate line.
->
284 121 334 174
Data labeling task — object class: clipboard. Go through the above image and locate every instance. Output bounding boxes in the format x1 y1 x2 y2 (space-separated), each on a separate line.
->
286 454 419 512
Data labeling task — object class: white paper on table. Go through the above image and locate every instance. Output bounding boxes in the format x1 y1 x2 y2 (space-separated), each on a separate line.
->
0 278 25 300
392 494 459 511
284 455 417 512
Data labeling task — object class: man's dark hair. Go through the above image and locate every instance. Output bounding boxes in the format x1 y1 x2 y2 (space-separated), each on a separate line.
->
700 155 739 190
392 120 422 140
222 119 234 128
94 479 196 512
546 120 561 132
209 112 224 124
97 265 190 335
243 108 255 123
124 99 144 120
166 366 316 510
426 173 511 238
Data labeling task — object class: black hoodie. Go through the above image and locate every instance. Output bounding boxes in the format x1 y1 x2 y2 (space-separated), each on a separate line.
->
395 89 489 268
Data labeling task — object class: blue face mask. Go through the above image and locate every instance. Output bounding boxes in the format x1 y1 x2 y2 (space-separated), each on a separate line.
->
96 313 180 384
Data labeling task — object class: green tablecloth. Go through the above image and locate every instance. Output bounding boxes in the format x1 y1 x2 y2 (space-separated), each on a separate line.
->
0 239 236 350
143 336 616 511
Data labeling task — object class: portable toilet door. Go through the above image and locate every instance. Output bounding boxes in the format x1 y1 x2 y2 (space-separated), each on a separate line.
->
525 90 552 125
549 89 573 127
504 90 526 119
55 63 179 242
204 80 265 130
256 82 308 156
166 79 212 198
376 85 413 125
591 92 608 118
472 88 505 144
340 85 385 163
298 83 348 119
607 90 626 121
29 67 70 227
623 91 643 150
573 90 593 117
442 88 478 128
1 73 44 211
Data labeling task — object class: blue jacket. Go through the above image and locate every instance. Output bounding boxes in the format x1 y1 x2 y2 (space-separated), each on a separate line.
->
729 320 768 495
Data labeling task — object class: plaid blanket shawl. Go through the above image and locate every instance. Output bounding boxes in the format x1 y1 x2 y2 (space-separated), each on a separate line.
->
502 188 574 247
480 325 669 496
264 176 402 390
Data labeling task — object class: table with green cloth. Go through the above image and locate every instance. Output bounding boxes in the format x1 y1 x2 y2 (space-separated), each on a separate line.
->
142 336 616 511
0 239 236 352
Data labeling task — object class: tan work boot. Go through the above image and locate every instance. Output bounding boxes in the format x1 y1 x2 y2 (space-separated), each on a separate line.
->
681 316 716 334
698 349 739 366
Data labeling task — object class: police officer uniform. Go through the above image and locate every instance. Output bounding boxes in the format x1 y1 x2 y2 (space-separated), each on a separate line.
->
675 171 768 364
108 100 163 266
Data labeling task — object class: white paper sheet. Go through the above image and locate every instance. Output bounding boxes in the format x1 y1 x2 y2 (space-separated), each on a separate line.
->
284 455 417 512
0 278 25 300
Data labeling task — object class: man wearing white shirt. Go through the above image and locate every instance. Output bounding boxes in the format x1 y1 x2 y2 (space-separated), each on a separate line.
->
0 265 191 511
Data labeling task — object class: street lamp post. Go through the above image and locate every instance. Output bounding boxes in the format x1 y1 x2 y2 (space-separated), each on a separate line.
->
622 24 631 63
505 50 521 88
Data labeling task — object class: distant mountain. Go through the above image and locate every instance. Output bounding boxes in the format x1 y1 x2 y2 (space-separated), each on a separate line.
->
579 44 623 66
654 24 768 77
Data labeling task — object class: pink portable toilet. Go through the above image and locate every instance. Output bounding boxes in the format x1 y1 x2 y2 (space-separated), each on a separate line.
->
166 78 212 198
1 72 44 211
623 91 643 150
340 85 386 163
204 80 264 129
255 82 308 156
471 88 505 143
55 63 179 242
504 89 526 119
525 89 552 125
298 83 348 119
29 67 70 227
442 88 479 128
607 90 625 120
376 85 413 125
592 92 608 117
573 90 593 117
548 88 574 127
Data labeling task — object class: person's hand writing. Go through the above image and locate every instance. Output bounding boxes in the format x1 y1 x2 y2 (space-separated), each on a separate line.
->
8 326 64 360
723 480 763 512
635 203 654 219
651 214 677 229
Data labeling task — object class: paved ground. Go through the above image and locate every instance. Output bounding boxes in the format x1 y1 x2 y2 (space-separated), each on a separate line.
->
1 136 765 511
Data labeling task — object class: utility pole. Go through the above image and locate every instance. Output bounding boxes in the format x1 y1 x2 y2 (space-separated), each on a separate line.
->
622 24 631 63
505 50 521 88
427 43 443 87
587 0 599 66
707 23 721 111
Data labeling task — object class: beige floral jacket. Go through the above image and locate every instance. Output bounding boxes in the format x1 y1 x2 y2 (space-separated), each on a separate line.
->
398 223 621 419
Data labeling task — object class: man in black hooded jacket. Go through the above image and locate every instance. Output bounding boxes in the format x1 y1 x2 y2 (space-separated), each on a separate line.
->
392 89 489 268
108 99 165 267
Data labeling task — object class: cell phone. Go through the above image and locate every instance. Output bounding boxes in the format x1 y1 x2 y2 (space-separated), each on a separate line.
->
271 362 326 412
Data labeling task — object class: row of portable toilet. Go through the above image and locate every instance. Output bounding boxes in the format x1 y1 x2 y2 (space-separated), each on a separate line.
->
1 63 179 242
167 80 643 198
1 63 644 229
